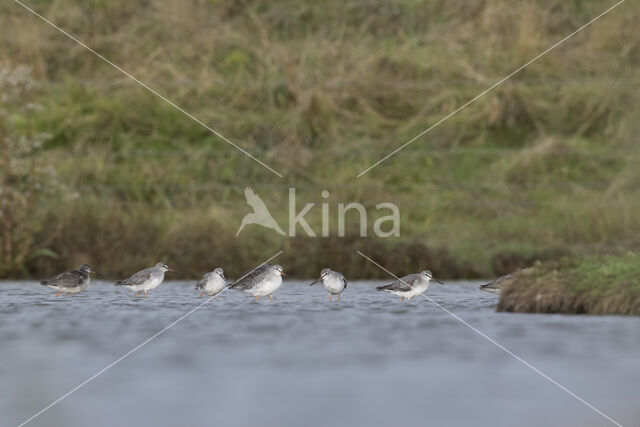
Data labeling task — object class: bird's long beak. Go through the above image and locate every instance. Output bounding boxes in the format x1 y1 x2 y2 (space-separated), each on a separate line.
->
309 278 321 286
281 272 287 277
221 274 227 281
434 278 444 285
90 271 97 275
168 268 182 274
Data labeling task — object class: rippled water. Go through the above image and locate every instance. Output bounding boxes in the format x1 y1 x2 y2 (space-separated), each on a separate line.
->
1 280 638 427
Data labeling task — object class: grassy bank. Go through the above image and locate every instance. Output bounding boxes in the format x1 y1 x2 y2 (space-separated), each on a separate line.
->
1 0 640 278
497 253 640 315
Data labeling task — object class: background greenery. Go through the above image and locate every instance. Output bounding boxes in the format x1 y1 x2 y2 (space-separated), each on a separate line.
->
1 0 638 279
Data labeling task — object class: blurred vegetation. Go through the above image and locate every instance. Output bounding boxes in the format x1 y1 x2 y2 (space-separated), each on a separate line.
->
0 0 639 279
0 65 57 276
498 253 640 315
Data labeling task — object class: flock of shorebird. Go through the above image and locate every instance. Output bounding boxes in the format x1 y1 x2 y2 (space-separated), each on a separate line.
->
39 262 445 302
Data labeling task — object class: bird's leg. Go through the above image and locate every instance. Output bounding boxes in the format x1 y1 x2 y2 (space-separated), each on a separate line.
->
338 294 341 302
144 291 148 298
55 292 61 297
255 296 260 302
400 297 404 302
270 295 273 301
329 294 332 303
136 291 141 297
249 292 253 297
199 291 204 298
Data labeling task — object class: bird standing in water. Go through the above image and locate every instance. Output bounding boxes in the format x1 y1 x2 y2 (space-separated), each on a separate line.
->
115 263 177 297
229 263 286 301
228 262 270 297
195 267 226 298
309 268 347 302
41 264 95 297
377 270 443 301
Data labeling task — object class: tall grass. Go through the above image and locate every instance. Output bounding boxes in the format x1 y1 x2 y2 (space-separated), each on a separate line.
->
1 0 639 278
497 253 640 315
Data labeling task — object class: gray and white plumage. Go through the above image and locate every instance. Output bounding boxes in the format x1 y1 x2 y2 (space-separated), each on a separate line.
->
195 267 226 297
480 268 530 295
41 264 94 296
377 270 443 300
115 262 174 296
228 262 272 291
480 274 512 295
309 268 347 301
229 263 285 299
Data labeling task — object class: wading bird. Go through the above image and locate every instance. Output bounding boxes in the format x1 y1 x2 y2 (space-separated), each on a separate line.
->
377 270 443 301
228 262 270 296
229 263 286 301
309 268 347 302
480 268 530 295
479 274 512 295
115 263 178 297
41 264 95 297
195 267 226 298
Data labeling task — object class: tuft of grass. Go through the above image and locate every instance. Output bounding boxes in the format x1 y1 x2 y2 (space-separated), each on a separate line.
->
497 253 640 315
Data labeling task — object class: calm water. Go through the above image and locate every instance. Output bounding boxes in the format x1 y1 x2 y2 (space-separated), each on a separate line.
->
1 280 638 427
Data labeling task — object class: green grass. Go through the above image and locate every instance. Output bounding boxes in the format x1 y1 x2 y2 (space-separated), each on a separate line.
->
497 253 640 315
1 0 640 278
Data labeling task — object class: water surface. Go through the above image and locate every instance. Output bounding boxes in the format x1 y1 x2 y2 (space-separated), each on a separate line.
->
1 280 638 427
